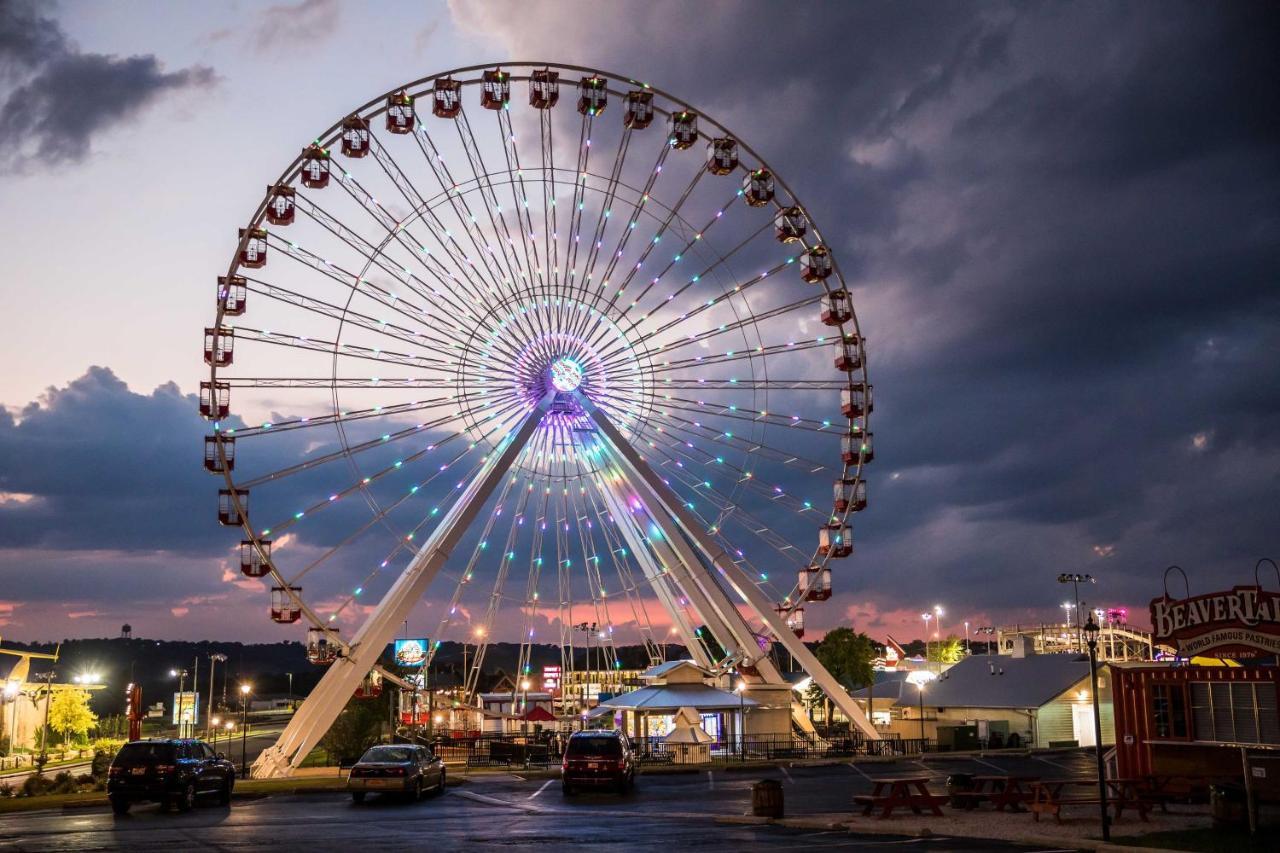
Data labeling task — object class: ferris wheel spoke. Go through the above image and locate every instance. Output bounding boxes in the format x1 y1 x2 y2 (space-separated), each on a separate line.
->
222 391 490 439
456 108 535 288
496 109 548 302
649 337 831 374
631 391 842 435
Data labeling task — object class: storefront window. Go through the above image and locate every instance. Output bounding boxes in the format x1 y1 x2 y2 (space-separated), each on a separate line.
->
1151 683 1188 739
1189 681 1280 744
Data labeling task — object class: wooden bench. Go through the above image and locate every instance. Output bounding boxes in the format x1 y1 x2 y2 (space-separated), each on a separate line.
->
1030 780 1100 823
855 777 948 819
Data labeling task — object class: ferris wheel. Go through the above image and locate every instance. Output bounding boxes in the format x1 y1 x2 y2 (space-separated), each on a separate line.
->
202 62 875 777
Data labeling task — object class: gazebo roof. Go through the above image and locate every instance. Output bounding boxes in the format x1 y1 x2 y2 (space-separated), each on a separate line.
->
601 683 758 712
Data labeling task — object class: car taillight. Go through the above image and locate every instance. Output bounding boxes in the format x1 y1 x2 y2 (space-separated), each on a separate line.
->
108 766 123 777
389 767 405 776
561 758 568 771
155 764 175 774
617 759 627 770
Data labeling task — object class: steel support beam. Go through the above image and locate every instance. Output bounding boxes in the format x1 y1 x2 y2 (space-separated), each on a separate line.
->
582 397 877 739
252 398 552 777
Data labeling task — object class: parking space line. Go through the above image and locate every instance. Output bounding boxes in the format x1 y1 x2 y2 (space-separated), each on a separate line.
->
845 762 872 780
528 779 553 799
779 765 793 784
707 770 714 790
1033 755 1070 771
972 757 1006 773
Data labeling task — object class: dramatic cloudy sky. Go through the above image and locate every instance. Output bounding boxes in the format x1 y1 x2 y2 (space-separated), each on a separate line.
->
0 0 1276 645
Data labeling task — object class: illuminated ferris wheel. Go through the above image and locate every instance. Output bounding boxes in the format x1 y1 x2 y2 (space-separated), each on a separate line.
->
201 62 874 777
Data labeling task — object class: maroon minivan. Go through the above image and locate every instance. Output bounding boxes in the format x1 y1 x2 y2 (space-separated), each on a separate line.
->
561 730 636 795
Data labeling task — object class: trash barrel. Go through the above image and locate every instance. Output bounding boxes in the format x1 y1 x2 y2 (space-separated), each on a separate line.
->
947 773 976 809
1210 783 1245 826
752 779 784 818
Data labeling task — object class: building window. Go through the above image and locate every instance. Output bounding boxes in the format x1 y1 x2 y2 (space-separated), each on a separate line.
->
1189 681 1280 744
1151 683 1188 739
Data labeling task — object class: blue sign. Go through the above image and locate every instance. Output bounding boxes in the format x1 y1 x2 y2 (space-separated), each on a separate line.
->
394 638 429 667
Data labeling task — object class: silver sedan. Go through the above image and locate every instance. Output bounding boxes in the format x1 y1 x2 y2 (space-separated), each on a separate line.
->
347 744 446 803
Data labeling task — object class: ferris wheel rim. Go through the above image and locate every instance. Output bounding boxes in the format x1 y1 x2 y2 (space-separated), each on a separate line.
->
206 60 872 645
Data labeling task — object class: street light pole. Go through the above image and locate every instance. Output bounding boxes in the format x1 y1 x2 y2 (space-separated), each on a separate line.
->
1084 615 1109 841
207 654 226 739
239 683 251 779
905 670 936 751
1058 573 1095 654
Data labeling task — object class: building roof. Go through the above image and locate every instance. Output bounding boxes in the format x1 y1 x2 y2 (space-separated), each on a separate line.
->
601 683 759 712
887 654 1091 710
848 671 911 703
641 660 708 680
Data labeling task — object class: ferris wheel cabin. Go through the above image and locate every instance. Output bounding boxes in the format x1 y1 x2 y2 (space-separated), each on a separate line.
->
237 228 267 269
821 290 853 326
340 115 370 158
775 206 807 242
203 327 234 366
433 77 462 118
835 335 862 371
529 68 559 109
204 435 234 473
799 564 832 602
300 144 330 188
841 383 873 418
199 381 229 420
578 75 607 115
240 539 271 578
775 605 805 639
386 91 414 133
707 137 738 175
743 169 775 206
842 428 874 465
306 628 340 665
818 523 853 558
481 69 510 110
217 488 248 526
669 111 698 149
801 245 833 283
265 185 295 226
270 586 302 624
218 275 247 316
834 479 867 513
354 670 383 699
623 90 654 128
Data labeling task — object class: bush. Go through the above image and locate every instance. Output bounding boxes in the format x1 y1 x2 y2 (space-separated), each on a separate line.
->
50 771 79 795
21 774 52 797
0 781 14 798
91 738 123 781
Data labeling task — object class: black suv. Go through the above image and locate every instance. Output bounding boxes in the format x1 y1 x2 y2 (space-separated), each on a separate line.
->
107 739 236 814
561 730 636 795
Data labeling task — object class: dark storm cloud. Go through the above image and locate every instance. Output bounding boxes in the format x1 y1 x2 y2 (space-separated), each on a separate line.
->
0 0 214 171
451 0 1280 621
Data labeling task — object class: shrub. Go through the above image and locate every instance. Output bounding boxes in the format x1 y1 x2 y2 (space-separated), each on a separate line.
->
50 771 79 795
21 774 52 797
0 781 14 798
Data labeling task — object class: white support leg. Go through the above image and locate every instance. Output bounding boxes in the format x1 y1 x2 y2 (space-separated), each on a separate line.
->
252 399 552 778
583 399 877 739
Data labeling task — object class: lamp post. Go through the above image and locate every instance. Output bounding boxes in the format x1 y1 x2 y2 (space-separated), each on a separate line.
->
170 668 188 738
920 612 932 662
210 716 220 752
964 621 970 657
1058 573 1095 653
36 669 56 772
905 670 936 749
1083 615 1109 841
207 653 226 739
933 605 945 671
238 683 251 779
735 680 747 763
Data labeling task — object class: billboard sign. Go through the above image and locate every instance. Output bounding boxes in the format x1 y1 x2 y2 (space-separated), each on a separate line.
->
542 665 561 693
1150 584 1280 658
171 691 199 726
394 638 429 667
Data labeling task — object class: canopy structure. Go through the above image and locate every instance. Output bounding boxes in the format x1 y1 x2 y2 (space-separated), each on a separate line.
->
601 683 758 712
664 706 715 745
522 705 557 723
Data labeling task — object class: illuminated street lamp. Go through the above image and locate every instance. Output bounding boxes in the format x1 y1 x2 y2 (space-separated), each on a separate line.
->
170 668 189 737
735 680 748 762
1058 573 1095 653
1083 615 1109 841
210 716 221 751
905 670 937 746
238 683 252 778
920 612 932 662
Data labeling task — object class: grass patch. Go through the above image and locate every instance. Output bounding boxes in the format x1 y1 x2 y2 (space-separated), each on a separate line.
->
0 791 105 814
1111 825 1274 852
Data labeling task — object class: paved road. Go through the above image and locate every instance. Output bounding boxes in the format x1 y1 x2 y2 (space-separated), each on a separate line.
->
0 754 1092 851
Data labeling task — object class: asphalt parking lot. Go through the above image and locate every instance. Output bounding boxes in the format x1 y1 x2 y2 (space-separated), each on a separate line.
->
0 753 1093 852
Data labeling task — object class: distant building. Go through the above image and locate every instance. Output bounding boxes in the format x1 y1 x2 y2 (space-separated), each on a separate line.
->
851 647 1115 749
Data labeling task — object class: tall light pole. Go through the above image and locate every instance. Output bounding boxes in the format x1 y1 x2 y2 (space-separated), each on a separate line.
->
207 653 226 738
933 605 945 671
735 680 747 762
906 670 936 747
170 668 188 738
210 716 220 752
239 683 251 778
964 621 970 657
1083 615 1109 841
1058 573 1095 653
920 612 932 662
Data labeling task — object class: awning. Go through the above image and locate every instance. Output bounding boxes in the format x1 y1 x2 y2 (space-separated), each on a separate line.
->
601 683 758 712
522 705 557 722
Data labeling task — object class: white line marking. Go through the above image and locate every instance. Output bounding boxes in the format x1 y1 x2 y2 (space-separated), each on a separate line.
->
528 779 553 799
1034 755 1069 770
846 762 873 780
779 765 794 784
707 770 715 790
973 757 1006 772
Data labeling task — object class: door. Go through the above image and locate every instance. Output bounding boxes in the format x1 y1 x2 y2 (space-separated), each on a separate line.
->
1071 703 1096 747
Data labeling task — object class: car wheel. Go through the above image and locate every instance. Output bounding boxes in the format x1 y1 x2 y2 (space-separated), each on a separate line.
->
109 796 131 816
175 782 196 813
434 769 446 795
217 778 233 806
351 791 366 804
411 778 423 802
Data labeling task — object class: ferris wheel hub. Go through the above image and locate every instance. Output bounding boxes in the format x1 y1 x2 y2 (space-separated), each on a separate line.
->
548 357 585 393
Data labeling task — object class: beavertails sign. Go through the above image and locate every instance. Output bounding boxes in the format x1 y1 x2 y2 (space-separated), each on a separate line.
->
1150 585 1280 657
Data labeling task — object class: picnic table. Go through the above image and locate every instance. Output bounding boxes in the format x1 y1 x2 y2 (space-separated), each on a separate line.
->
1030 779 1099 823
854 776 948 819
950 775 1040 812
1105 778 1152 822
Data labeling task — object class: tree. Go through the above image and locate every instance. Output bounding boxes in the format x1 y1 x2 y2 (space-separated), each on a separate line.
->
802 681 825 722
927 636 964 664
48 687 97 747
321 698 383 765
813 628 875 690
